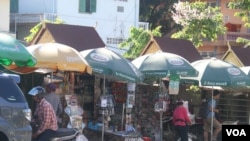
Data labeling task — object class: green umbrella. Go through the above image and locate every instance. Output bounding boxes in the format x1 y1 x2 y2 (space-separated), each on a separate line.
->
0 33 36 67
181 59 250 90
181 58 250 141
80 47 144 83
132 51 198 83
192 58 250 87
132 51 198 141
80 47 144 141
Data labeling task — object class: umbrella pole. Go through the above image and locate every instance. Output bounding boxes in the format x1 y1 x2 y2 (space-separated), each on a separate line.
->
50 72 53 83
102 113 105 141
159 77 162 93
104 74 105 95
121 103 125 131
160 111 163 141
101 74 105 141
159 77 163 141
210 86 214 141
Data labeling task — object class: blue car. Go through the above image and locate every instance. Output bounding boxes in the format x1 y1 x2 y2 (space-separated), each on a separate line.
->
0 73 32 141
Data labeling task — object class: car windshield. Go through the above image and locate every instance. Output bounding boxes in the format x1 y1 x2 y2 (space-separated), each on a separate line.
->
0 77 26 103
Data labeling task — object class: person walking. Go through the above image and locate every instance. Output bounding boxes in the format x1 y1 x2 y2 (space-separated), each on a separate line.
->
44 83 63 127
173 99 192 141
203 90 222 141
28 86 58 141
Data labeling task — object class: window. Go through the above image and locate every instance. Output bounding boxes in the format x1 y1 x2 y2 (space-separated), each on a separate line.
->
226 2 240 9
247 28 250 33
224 15 230 22
106 37 125 45
117 6 124 12
10 0 18 13
0 77 26 103
138 22 149 30
207 1 217 7
226 2 230 8
199 51 214 58
79 0 96 13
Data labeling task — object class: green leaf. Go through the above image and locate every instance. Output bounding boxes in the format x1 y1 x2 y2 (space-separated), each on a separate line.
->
171 1 226 48
24 18 64 43
119 26 161 58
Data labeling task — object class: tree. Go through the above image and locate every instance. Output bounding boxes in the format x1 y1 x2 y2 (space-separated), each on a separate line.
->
140 0 180 36
24 18 64 43
171 1 226 48
228 0 250 47
119 26 161 58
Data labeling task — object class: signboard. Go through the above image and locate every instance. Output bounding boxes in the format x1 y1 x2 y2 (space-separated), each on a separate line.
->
154 100 168 112
169 75 180 95
169 80 180 95
126 83 136 108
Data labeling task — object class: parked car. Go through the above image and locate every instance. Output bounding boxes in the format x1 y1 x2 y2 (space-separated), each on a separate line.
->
0 73 32 141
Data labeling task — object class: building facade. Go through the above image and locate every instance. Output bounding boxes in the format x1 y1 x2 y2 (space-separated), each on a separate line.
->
8 0 148 54
0 0 10 33
196 0 250 59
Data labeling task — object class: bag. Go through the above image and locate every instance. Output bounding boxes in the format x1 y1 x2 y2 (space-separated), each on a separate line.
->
199 98 211 119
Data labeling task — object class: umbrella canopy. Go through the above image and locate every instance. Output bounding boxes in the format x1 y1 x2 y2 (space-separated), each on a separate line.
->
80 47 143 83
0 33 36 67
193 58 249 87
81 47 143 141
26 43 92 74
181 59 250 91
181 58 250 141
131 51 198 83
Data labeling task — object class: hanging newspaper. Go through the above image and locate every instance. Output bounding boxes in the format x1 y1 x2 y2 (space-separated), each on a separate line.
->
126 83 136 108
169 80 179 95
154 100 168 112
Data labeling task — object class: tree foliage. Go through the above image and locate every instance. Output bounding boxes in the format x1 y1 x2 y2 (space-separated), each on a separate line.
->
171 1 226 48
119 26 161 58
228 0 250 46
140 0 180 36
24 18 64 43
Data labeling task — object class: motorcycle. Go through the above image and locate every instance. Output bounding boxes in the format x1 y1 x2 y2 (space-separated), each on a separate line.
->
31 105 88 141
50 128 80 141
31 120 81 141
46 95 89 141
28 87 88 141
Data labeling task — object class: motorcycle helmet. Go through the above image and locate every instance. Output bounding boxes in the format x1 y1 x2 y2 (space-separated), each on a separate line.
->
28 86 45 99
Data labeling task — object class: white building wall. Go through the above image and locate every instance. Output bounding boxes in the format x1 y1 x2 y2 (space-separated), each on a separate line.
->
0 0 10 32
57 0 139 54
18 0 55 13
16 0 140 54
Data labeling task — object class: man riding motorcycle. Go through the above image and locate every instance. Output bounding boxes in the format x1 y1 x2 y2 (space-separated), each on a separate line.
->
28 86 58 141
